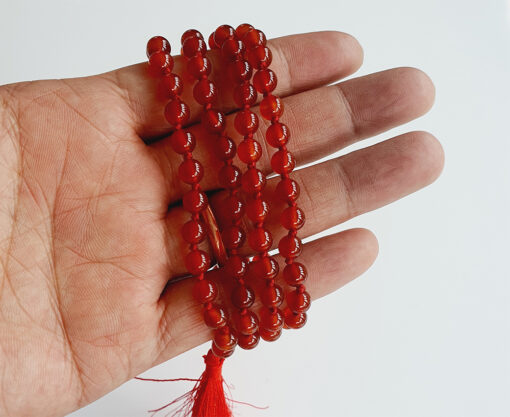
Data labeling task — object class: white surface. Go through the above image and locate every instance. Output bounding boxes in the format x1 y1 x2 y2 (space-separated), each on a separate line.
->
1 0 509 416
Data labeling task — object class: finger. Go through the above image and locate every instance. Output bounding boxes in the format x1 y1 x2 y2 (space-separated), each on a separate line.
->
102 31 363 139
154 228 378 362
152 67 435 203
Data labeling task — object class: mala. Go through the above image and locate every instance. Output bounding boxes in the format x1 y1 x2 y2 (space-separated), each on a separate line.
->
143 24 310 416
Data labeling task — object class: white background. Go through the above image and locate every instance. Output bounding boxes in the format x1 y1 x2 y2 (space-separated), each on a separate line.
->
1 0 509 416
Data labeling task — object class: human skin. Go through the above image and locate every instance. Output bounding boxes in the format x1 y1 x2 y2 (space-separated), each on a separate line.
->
0 31 443 416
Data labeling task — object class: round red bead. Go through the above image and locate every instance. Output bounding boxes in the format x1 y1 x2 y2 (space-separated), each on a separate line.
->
281 206 305 230
148 51 174 74
260 328 281 342
170 130 195 154
242 168 266 194
178 159 203 184
202 109 226 133
245 198 269 223
259 307 284 331
192 279 217 303
284 309 307 329
212 343 235 358
213 328 237 351
214 25 235 46
253 69 277 94
271 149 295 174
221 39 245 61
233 310 259 335
221 195 244 221
181 220 206 244
218 164 242 189
260 95 284 120
231 284 255 309
275 178 300 203
237 332 259 350
234 110 259 136
164 99 190 126
242 29 267 48
187 55 211 79
221 225 245 250
279 234 302 258
266 122 290 148
208 32 218 49
214 136 236 160
228 60 253 84
251 256 279 280
181 29 203 44
286 289 311 313
158 74 183 99
235 23 254 39
237 138 262 163
224 254 247 278
182 36 207 58
146 36 170 58
246 45 272 69
283 262 307 286
248 227 273 252
233 83 257 107
182 190 208 213
185 250 210 275
203 305 227 329
193 79 217 105
260 284 283 307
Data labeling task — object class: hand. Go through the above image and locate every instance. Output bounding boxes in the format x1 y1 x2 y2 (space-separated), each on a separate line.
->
0 31 443 417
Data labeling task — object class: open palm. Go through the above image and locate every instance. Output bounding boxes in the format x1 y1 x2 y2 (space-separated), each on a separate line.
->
0 31 443 417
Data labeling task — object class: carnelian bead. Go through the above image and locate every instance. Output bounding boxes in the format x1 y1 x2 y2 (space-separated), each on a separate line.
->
242 168 266 194
260 328 281 342
193 79 217 105
248 227 273 252
260 284 283 307
237 138 262 163
251 256 279 280
164 99 190 126
221 195 244 221
158 74 183 99
231 284 255 309
221 39 245 61
271 149 295 174
246 45 272 69
192 279 218 303
202 109 226 133
181 29 203 44
284 308 307 329
283 262 307 286
212 343 235 358
225 254 247 278
275 178 300 203
259 307 284 331
228 60 253 84
146 36 170 58
182 190 208 213
215 136 236 160
281 206 305 230
260 95 283 120
148 51 174 73
203 305 227 329
234 110 259 135
214 25 235 46
287 289 311 313
253 69 277 94
185 250 210 275
170 130 195 154
181 220 206 244
266 122 290 148
242 29 267 48
233 310 259 335
182 36 207 58
245 198 269 223
235 23 254 39
278 234 302 258
178 159 203 184
208 32 218 49
213 328 237 351
221 225 245 250
218 164 242 189
233 83 257 108
187 55 211 79
237 332 259 350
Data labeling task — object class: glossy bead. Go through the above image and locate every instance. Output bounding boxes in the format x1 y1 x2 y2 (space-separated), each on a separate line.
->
148 51 174 74
251 256 279 280
146 36 170 58
214 25 235 46
208 32 218 49
182 190 208 213
248 227 273 252
187 55 211 79
234 110 259 136
284 308 307 329
237 138 262 163
233 83 257 107
182 36 207 58
158 74 183 99
212 344 235 358
221 195 244 221
185 250 210 275
253 69 277 94
228 60 253 84
271 149 295 174
259 307 284 331
224 254 247 278
221 225 245 250
178 159 203 184
237 332 259 350
215 136 236 160
242 29 267 48
278 234 302 258
266 122 290 148
193 79 217 105
246 45 272 69
202 109 226 133
231 284 255 309
203 305 227 329
260 95 284 120
218 164 242 189
242 168 266 194
245 198 269 223
192 279 218 303
281 206 305 230
233 310 259 335
260 284 283 307
260 328 281 342
181 219 206 244
213 328 237 351
164 99 190 126
181 29 203 44
275 178 300 203
283 262 307 286
221 39 245 61
235 23 254 39
286 289 311 313
170 130 195 154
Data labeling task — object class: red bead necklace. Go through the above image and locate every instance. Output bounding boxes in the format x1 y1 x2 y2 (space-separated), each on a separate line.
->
144 23 310 416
